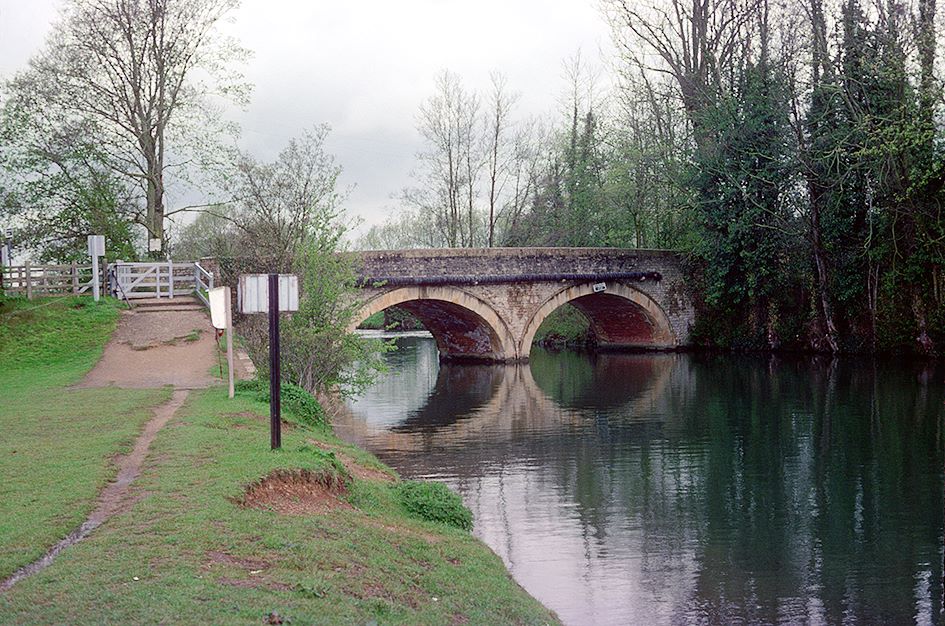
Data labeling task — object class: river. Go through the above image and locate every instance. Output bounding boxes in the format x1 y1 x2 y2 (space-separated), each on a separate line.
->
339 332 945 625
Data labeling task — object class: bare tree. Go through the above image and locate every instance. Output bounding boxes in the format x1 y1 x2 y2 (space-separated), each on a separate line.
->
605 0 759 146
6 0 249 255
484 72 520 247
224 125 344 272
403 70 483 247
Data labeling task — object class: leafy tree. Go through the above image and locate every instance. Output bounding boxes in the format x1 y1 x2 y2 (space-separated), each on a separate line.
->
690 63 800 347
183 127 385 396
2 0 249 255
0 99 138 262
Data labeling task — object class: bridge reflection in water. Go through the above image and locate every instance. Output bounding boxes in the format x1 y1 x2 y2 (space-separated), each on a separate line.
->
339 335 945 626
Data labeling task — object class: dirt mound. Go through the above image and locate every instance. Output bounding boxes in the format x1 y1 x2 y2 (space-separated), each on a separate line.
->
237 469 350 515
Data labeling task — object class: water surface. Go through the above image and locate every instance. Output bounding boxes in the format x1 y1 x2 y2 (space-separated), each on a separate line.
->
341 335 945 625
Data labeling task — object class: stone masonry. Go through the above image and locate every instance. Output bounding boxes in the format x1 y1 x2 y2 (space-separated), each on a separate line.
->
349 247 695 362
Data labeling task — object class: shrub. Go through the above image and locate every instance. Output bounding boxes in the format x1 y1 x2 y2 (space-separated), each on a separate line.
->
395 480 472 531
235 378 326 427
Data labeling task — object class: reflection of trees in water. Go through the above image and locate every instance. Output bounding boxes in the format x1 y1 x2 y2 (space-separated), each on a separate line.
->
529 350 664 410
355 346 945 623
594 355 945 624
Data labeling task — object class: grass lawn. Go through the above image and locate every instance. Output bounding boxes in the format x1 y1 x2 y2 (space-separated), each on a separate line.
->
0 296 556 624
0 296 169 580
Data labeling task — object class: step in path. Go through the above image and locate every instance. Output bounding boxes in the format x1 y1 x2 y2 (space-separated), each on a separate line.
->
75 307 220 389
131 295 207 313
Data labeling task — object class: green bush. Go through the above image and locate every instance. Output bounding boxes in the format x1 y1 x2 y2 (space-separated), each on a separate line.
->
395 480 472 531
235 378 326 427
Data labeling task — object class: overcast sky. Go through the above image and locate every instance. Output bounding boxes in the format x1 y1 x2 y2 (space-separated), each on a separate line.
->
0 1 615 235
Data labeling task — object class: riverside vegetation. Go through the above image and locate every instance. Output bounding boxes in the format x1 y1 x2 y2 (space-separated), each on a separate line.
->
0 296 557 625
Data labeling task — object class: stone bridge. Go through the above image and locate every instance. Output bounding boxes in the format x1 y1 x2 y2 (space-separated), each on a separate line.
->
349 247 694 362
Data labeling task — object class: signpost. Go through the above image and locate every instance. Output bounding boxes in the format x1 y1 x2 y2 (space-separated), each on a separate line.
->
208 286 235 399
238 273 299 450
88 235 105 301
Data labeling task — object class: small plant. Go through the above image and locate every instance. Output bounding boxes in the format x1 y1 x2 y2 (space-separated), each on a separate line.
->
395 480 472 531
235 379 326 427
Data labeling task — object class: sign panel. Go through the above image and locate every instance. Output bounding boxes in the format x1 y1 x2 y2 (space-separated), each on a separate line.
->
87 235 105 258
238 274 299 314
208 286 228 330
148 238 162 252
592 282 607 293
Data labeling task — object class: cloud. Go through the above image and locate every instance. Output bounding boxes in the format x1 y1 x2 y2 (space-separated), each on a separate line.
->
0 0 615 233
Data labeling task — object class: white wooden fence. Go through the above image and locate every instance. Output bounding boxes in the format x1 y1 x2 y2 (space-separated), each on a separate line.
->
1 262 96 298
1 260 214 304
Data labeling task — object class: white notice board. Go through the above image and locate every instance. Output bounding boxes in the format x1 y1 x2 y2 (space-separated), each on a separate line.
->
238 274 299 314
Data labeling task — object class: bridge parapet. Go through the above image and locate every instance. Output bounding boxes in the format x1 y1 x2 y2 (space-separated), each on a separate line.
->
357 247 682 281
351 247 694 362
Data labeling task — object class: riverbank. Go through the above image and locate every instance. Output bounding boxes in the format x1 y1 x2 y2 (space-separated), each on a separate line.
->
0 296 557 624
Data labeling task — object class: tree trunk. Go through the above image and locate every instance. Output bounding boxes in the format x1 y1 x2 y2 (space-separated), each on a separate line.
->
809 186 840 353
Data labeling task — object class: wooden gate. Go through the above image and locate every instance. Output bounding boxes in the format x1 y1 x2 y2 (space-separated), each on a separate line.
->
109 261 213 305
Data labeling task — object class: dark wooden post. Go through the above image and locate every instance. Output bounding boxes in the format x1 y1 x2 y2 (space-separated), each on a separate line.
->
268 273 281 450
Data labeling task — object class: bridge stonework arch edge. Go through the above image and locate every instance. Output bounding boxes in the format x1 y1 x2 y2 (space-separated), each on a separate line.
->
349 285 518 361
519 282 679 356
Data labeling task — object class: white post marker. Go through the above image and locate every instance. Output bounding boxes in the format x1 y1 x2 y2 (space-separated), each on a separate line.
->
87 235 105 301
209 286 235 398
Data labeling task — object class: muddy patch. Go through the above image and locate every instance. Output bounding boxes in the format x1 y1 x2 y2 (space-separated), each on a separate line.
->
218 577 292 592
206 550 272 571
237 469 351 515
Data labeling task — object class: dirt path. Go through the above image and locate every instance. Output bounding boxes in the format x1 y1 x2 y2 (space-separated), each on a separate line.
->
75 309 220 389
0 390 189 592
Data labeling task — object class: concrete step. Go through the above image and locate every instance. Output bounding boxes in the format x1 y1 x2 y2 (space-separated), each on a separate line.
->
134 304 207 313
129 295 205 313
132 296 202 307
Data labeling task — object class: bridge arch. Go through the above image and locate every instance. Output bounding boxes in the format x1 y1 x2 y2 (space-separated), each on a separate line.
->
349 286 518 362
520 282 677 355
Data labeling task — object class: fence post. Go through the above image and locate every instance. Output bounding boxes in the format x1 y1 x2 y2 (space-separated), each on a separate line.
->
71 262 79 294
168 260 174 299
25 262 32 300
